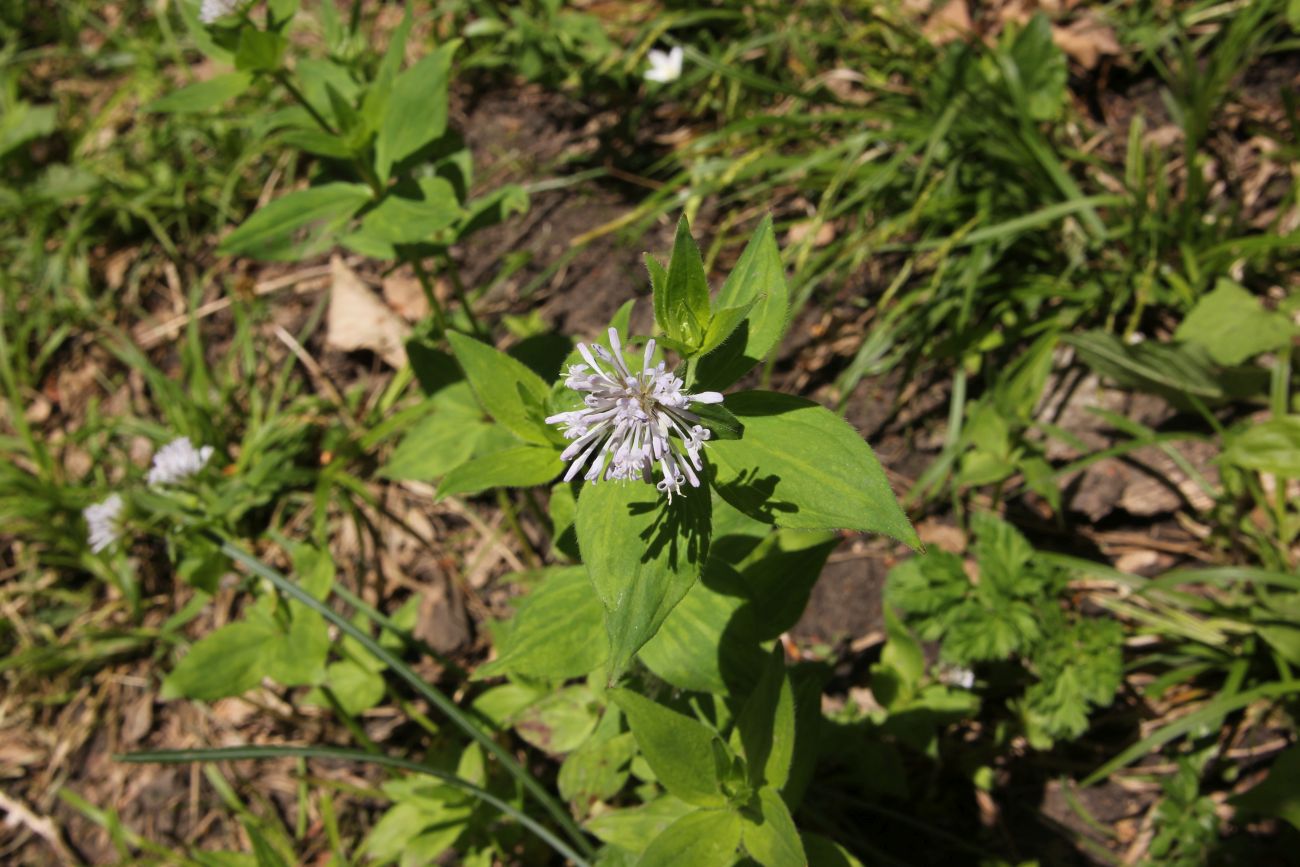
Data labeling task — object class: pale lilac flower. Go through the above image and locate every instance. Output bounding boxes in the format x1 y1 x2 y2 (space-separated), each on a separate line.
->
644 46 684 84
84 494 125 554
546 328 723 501
147 437 214 487
199 0 240 24
939 665 976 690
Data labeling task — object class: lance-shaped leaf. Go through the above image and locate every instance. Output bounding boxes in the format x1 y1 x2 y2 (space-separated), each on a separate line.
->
709 390 918 548
218 183 371 261
611 689 728 807
446 331 554 446
577 481 710 678
655 216 712 352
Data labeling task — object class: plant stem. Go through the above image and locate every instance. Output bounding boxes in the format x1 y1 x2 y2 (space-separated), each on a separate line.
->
409 256 448 334
497 490 540 570
217 540 594 860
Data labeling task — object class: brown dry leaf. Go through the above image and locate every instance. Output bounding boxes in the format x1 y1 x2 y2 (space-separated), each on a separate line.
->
923 0 973 45
325 256 410 369
785 220 837 248
381 271 432 323
1053 16 1121 69
916 519 967 553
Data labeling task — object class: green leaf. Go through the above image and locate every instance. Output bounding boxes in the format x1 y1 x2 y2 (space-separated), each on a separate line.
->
435 444 562 499
446 331 553 445
585 797 695 850
1176 279 1298 366
577 481 711 678
375 42 459 183
658 216 712 351
692 401 745 441
709 391 918 547
317 659 385 715
1006 14 1066 121
381 404 490 482
218 183 370 260
150 72 253 113
611 689 727 807
696 217 790 390
738 529 838 640
358 177 463 244
1065 331 1225 401
740 788 804 867
475 566 608 680
1229 746 1300 831
698 299 758 357
558 731 636 808
234 29 286 73
1223 417 1300 478
736 649 796 790
257 602 329 688
512 685 600 755
161 620 276 701
637 561 766 695
802 832 864 867
640 809 742 867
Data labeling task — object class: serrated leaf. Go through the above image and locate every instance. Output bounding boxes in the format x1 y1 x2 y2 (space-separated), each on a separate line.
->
709 391 918 547
218 183 371 260
435 445 562 499
577 481 711 678
611 689 727 807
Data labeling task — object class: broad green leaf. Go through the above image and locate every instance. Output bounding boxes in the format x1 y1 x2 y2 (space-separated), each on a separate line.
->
375 42 459 182
257 603 329 688
218 183 371 260
709 391 918 547
558 731 636 808
1222 417 1300 478
234 29 286 73
611 689 727 807
1176 280 1297 366
358 177 462 244
150 73 253 113
577 481 711 678
637 561 766 695
315 659 385 715
696 217 790 390
640 809 742 867
381 409 490 482
740 788 804 867
735 649 796 790
585 797 695 850
475 566 607 680
435 445 562 499
161 620 276 701
512 685 600 755
693 401 745 441
279 129 354 159
658 217 712 351
446 331 553 445
0 101 56 158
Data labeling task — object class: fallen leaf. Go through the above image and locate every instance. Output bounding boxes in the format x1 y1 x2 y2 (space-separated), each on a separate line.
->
923 0 972 45
325 256 410 368
381 271 432 323
1052 16 1120 69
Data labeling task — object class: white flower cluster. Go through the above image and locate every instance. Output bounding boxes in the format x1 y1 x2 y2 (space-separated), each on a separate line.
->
199 0 240 24
546 328 723 500
644 46 683 84
147 437 214 487
83 437 215 553
83 494 125 554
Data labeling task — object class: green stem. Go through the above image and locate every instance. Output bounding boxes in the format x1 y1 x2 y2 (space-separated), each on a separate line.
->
439 252 486 337
117 745 590 867
497 490 540 570
410 257 448 335
217 540 594 860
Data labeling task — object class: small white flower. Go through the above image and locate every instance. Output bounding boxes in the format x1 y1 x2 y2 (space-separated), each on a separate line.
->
199 0 240 24
147 437 215 487
546 328 723 501
644 46 684 84
84 494 125 554
938 665 976 690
